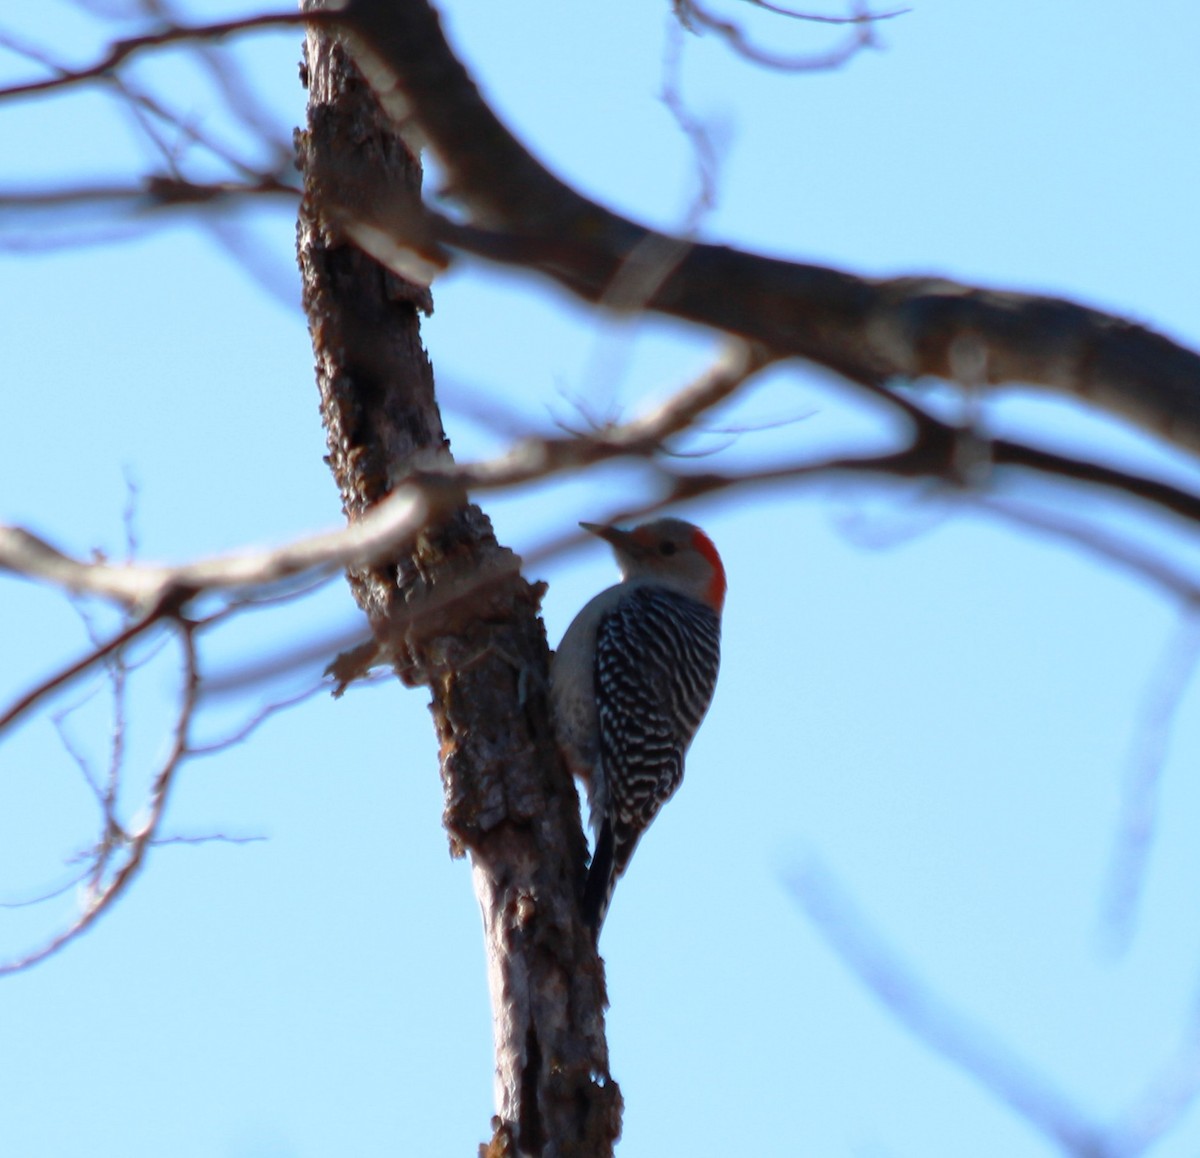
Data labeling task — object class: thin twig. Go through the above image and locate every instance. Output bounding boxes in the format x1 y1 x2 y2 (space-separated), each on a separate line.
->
0 619 199 976
150 833 267 847
0 11 322 103
788 860 1110 1156
660 19 721 232
0 600 174 737
977 499 1200 603
1111 998 1200 1156
1100 610 1200 952
189 682 329 752
744 0 910 23
673 0 883 72
0 866 94 910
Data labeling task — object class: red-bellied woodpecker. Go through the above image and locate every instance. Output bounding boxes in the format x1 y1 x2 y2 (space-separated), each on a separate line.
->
551 518 725 937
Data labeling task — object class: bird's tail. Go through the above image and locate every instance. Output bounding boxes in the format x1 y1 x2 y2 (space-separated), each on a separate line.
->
582 819 617 938
582 819 642 939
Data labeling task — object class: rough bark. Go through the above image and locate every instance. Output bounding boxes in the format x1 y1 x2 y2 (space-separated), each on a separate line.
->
295 12 620 1156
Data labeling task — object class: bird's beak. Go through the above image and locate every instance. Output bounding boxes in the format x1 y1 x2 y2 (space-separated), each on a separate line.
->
580 522 633 550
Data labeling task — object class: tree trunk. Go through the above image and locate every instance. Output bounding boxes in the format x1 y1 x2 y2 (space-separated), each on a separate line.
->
295 11 621 1156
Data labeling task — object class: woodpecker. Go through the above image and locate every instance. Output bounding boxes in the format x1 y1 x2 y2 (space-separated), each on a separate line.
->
551 517 725 937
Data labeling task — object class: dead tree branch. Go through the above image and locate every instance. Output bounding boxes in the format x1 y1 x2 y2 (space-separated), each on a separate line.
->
789 861 1111 1157
672 0 897 72
0 11 318 103
8 343 1200 731
0 619 199 976
326 0 1200 459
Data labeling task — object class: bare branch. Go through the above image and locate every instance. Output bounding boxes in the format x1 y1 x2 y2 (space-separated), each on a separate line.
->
660 19 721 232
0 866 94 910
1112 1006 1200 1156
0 486 428 608
739 0 910 23
0 346 766 613
0 11 321 104
0 180 294 211
139 0 295 165
0 22 290 187
9 346 1200 714
333 0 1200 455
976 499 1200 603
0 620 199 976
673 0 887 72
1100 611 1200 953
50 700 106 804
189 682 329 753
989 437 1200 526
150 833 267 847
0 599 174 738
788 860 1110 1156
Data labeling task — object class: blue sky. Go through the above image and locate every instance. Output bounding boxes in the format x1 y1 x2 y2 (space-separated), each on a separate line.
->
4 2 1200 1156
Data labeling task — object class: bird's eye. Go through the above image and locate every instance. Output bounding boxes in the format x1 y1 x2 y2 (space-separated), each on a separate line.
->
659 541 677 556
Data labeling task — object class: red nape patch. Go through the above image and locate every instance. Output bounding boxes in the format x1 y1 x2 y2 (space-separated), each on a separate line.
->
690 527 727 612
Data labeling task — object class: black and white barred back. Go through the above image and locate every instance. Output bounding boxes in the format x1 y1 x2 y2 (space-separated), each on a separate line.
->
582 584 722 932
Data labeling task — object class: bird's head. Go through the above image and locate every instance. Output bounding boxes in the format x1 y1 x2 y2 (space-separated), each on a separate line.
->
582 517 726 612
